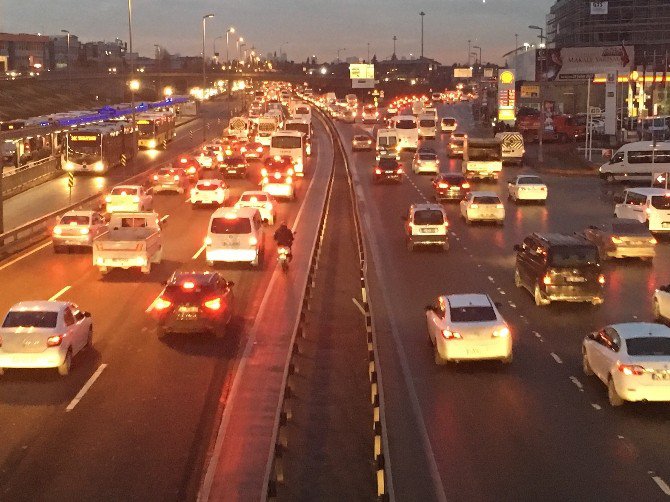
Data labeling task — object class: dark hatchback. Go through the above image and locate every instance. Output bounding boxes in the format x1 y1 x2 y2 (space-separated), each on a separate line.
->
432 173 471 201
514 233 605 306
149 271 235 337
373 157 403 183
220 155 249 178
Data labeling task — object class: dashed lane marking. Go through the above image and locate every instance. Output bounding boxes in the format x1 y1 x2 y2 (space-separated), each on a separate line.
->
487 276 495 283
352 297 366 316
0 242 51 272
591 403 602 410
160 214 169 222
550 352 563 364
66 363 108 412
569 376 584 392
652 475 670 496
192 243 206 260
49 286 71 301
508 301 517 308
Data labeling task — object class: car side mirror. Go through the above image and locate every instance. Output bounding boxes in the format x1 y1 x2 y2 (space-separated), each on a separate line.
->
83 311 92 318
513 244 522 252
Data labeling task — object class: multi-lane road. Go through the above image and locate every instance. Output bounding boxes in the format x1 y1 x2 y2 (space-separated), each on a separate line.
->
0 101 332 501
337 101 670 500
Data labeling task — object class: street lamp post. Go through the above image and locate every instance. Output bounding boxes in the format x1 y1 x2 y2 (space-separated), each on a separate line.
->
213 36 223 64
468 39 471 65
420 11 425 59
392 36 397 59
127 0 136 134
226 27 235 65
154 44 162 98
60 30 71 85
529 25 545 163
237 37 244 63
202 14 214 140
367 42 370 62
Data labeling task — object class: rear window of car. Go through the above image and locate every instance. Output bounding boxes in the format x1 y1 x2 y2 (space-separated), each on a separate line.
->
419 119 435 127
158 169 176 176
651 195 670 209
549 246 599 267
379 158 398 169
413 210 444 225
60 215 90 225
240 193 268 202
442 175 465 184
3 311 58 328
111 187 138 196
442 118 456 125
625 337 670 356
472 196 500 204
449 306 497 322
210 217 251 234
354 135 370 141
611 221 649 235
225 157 245 165
396 119 417 129
419 153 437 161
518 177 543 185
196 182 220 191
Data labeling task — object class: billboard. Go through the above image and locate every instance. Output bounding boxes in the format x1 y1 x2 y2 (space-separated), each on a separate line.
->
349 63 374 79
453 67 473 78
352 79 375 89
590 1 608 14
536 46 633 81
497 69 516 123
520 84 540 98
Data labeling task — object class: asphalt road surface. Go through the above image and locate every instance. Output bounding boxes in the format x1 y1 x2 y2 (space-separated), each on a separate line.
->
336 101 670 501
0 108 330 501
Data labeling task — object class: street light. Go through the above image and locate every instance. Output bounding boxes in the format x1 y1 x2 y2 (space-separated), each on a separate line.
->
472 45 482 65
163 86 173 97
127 0 136 135
202 14 214 99
420 11 425 59
154 44 162 96
60 30 71 85
226 27 235 64
529 24 545 163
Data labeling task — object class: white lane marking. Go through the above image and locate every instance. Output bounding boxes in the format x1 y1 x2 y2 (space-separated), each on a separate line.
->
49 286 71 301
66 363 108 412
0 241 51 272
498 289 506 295
550 352 563 364
192 243 206 260
160 214 169 222
652 476 670 496
186 197 191 203
569 376 584 392
508 302 516 308
591 403 602 410
352 297 366 316
487 276 495 282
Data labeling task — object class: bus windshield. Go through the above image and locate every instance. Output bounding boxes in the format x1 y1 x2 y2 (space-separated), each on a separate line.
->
137 122 156 137
68 135 101 162
285 123 309 136
469 147 501 161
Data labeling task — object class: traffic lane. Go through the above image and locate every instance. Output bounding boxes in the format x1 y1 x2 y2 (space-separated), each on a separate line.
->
2 99 236 231
347 140 666 499
0 125 330 500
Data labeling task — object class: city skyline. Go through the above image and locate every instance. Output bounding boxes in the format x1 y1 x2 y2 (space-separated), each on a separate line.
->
2 0 552 64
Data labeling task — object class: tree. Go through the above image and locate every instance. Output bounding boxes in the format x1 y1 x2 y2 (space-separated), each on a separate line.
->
371 54 378 64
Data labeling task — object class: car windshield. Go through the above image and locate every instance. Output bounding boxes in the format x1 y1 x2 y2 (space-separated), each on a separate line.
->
518 176 543 185
469 147 502 161
442 175 465 184
379 158 398 169
60 215 90 225
210 217 251 234
626 337 670 356
378 136 397 147
472 196 500 204
413 210 443 225
449 306 497 322
611 222 649 235
549 246 599 267
225 157 245 165
395 119 416 129
110 187 138 196
443 118 456 125
651 196 670 209
3 311 58 328
354 135 370 141
240 193 267 202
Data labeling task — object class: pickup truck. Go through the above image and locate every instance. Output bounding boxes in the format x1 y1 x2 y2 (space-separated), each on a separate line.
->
92 212 163 275
462 137 503 180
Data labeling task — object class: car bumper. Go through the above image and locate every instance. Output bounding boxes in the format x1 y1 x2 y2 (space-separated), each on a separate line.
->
409 234 447 245
467 209 505 221
437 337 512 362
0 348 65 369
159 315 222 334
53 235 93 247
466 170 500 180
95 256 148 269
106 204 141 213
436 190 465 200
352 143 373 150
515 190 547 200
153 183 184 193
608 246 655 259
374 174 402 182
192 195 225 205
614 377 670 402
206 247 258 263
263 183 294 198
543 285 603 303
414 164 439 173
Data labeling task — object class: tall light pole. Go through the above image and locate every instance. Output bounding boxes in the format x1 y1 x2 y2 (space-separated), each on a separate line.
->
237 36 244 61
226 27 235 64
60 30 71 85
473 45 482 66
213 36 223 63
202 13 214 140
127 0 136 133
337 48 346 63
420 11 425 59
154 44 162 99
529 24 545 163
468 39 471 65
392 36 397 59
367 42 370 62
240 43 247 64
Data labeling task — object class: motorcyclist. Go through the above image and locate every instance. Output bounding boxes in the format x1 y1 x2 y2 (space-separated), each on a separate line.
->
274 222 294 260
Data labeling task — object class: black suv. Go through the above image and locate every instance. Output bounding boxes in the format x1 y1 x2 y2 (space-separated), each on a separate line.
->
513 233 604 306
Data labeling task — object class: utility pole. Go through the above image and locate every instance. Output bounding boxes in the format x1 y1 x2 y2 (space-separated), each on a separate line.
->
420 11 425 59
202 13 214 141
529 25 545 163
468 39 471 65
154 44 162 99
367 42 370 62
392 36 397 59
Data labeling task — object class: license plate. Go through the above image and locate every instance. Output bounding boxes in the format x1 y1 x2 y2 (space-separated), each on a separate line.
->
652 372 670 381
449 187 460 191
466 348 481 355
228 169 237 173
421 228 437 233
178 306 198 313
566 277 586 283
384 171 395 174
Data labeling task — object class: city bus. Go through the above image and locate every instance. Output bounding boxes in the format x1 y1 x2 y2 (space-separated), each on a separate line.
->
63 122 137 174
284 118 313 156
270 130 306 176
136 112 176 149
390 115 419 151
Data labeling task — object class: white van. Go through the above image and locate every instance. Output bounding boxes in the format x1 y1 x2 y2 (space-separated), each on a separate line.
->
614 187 670 233
389 115 419 151
205 207 265 267
411 101 425 116
495 132 525 166
417 114 437 140
600 141 670 182
227 116 250 140
375 128 399 159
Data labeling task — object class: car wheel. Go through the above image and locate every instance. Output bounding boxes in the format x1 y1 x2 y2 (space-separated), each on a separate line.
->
434 346 446 366
514 269 522 288
582 349 594 376
58 349 72 376
534 284 549 306
607 377 624 406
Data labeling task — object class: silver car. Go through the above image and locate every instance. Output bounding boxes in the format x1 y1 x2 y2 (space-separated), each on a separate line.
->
352 134 373 151
53 210 108 253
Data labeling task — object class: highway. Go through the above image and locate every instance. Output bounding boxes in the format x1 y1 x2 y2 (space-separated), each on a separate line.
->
0 103 332 501
336 102 670 500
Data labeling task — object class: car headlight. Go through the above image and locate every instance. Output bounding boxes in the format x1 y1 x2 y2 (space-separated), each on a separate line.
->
148 139 157 149
64 161 74 171
93 161 104 172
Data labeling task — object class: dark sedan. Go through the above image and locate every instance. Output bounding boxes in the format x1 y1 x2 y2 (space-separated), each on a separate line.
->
432 173 471 201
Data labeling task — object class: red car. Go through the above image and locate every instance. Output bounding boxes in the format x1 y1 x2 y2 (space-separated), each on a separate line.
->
173 154 201 180
241 141 264 160
149 271 235 337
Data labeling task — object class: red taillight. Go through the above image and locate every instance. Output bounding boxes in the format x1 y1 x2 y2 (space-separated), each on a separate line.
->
441 329 462 340
617 363 644 376
180 158 187 163
598 274 605 285
542 275 552 285
203 297 222 311
153 297 172 311
47 334 63 347
462 182 470 189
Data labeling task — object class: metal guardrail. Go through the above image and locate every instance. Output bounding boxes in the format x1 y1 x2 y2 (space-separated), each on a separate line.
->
2 156 61 198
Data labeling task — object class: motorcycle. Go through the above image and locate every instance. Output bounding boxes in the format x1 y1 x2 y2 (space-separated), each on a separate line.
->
277 246 291 272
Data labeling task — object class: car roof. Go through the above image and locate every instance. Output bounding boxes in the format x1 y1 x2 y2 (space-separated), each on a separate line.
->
623 187 670 196
62 210 95 217
240 190 270 197
532 233 593 246
610 322 670 339
616 141 670 152
169 271 218 286
212 206 259 219
471 191 499 197
517 174 543 180
411 203 444 212
444 294 492 309
10 301 68 312
196 178 223 185
112 184 141 190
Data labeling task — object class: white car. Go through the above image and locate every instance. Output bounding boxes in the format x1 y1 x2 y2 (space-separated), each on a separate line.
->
53 210 108 252
440 117 457 133
507 175 548 202
460 191 505 224
653 285 670 322
105 185 153 213
426 294 512 365
582 323 670 406
197 152 215 169
234 191 277 225
412 151 440 174
190 179 229 206
0 301 93 376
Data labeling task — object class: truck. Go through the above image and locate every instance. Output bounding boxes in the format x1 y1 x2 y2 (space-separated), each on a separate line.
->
516 112 586 143
93 212 163 275
495 131 525 165
227 116 250 140
462 137 503 180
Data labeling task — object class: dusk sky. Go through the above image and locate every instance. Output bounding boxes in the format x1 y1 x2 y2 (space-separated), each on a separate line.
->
2 0 552 64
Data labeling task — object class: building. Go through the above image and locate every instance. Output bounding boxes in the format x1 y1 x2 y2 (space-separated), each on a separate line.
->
547 0 670 65
0 33 50 71
81 39 126 68
50 34 80 70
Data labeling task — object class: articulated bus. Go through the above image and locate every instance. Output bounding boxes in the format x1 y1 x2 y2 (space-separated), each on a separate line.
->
270 130 306 176
63 122 137 174
136 112 176 149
